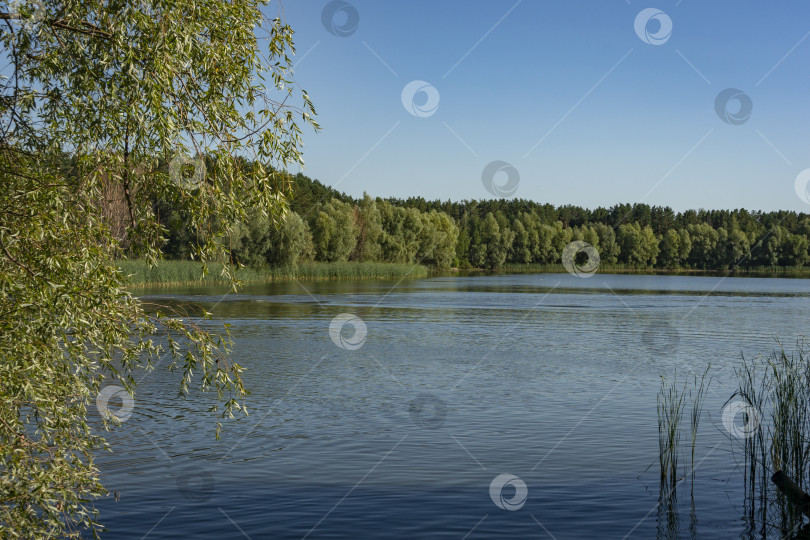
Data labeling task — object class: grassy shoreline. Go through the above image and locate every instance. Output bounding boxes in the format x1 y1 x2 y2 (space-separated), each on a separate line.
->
496 263 810 278
118 260 429 287
119 259 810 287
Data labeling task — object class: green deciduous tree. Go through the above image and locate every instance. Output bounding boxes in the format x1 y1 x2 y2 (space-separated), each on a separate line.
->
779 231 809 267
718 227 751 268
417 210 459 268
352 194 383 262
531 222 556 263
572 224 599 249
454 215 472 267
658 229 682 268
471 212 512 268
753 231 781 267
229 210 275 267
686 223 719 268
510 218 532 263
310 199 357 262
378 201 423 263
0 1 316 535
230 210 314 267
517 212 542 262
677 229 692 266
593 223 620 264
617 223 659 266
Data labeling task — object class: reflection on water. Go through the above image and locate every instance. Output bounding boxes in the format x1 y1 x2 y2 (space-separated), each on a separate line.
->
93 273 810 538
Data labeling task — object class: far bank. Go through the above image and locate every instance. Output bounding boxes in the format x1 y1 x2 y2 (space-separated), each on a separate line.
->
119 259 810 288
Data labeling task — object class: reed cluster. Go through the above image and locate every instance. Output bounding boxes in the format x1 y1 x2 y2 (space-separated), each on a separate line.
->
117 259 264 286
118 259 429 286
272 262 428 280
499 263 810 278
657 366 711 491
732 342 810 537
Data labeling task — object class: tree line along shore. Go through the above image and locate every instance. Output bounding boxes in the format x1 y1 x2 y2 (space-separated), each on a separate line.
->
120 168 810 284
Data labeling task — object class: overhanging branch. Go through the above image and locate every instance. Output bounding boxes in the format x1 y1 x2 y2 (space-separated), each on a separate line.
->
0 12 112 39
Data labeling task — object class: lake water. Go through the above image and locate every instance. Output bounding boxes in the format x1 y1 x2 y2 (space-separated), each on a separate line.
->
93 273 810 539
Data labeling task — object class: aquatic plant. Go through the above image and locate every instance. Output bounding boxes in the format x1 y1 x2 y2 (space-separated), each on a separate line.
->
689 365 711 482
276 262 429 280
658 372 687 488
118 259 429 286
657 365 711 494
730 341 810 537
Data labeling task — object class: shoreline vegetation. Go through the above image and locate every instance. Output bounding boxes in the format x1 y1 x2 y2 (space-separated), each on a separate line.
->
130 170 810 284
116 170 810 287
500 262 810 278
118 260 430 286
119 259 810 287
654 342 810 539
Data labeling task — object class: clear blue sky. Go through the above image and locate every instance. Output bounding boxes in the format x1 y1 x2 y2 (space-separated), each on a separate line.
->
274 1 810 212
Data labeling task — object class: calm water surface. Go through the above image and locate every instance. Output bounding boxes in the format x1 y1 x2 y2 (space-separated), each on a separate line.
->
93 273 810 539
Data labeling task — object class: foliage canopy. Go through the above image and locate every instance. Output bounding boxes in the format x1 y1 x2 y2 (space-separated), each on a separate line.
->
0 0 315 535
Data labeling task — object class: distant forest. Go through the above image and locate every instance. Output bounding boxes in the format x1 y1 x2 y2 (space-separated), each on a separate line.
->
156 169 810 271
